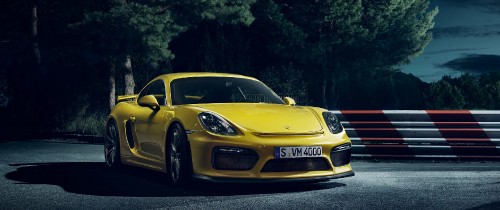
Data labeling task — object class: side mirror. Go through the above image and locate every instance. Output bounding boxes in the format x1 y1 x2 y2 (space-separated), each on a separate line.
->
283 97 296 106
138 95 160 111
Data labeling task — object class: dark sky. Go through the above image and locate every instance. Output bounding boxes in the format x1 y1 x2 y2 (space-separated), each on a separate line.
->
402 0 500 82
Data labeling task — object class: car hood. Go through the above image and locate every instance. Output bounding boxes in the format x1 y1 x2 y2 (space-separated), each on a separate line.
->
192 103 324 135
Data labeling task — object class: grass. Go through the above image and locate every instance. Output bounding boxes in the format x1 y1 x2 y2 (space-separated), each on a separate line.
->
63 112 107 137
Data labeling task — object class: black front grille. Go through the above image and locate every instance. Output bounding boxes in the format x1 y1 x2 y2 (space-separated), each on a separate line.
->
261 158 331 172
212 147 259 170
331 143 352 166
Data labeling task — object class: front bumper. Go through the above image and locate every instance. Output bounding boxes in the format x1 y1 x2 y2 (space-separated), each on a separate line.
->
188 129 353 181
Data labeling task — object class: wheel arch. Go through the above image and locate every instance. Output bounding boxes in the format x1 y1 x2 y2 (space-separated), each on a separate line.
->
106 115 118 126
164 119 185 160
164 119 194 185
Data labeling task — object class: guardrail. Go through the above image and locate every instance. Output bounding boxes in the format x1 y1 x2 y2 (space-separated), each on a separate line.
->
332 110 500 159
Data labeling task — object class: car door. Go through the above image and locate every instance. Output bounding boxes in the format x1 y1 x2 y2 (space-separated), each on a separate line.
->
133 80 169 164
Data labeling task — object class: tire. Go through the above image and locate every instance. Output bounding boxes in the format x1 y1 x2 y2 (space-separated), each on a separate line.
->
167 123 192 186
105 120 121 168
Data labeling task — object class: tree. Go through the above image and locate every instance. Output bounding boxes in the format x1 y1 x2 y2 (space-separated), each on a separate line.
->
75 0 256 110
480 72 500 109
75 1 181 109
484 81 500 109
425 78 465 109
249 0 306 62
259 63 309 104
455 74 485 109
266 0 437 109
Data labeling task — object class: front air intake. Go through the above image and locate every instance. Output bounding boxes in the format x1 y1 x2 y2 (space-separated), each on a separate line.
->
330 143 352 166
212 147 259 170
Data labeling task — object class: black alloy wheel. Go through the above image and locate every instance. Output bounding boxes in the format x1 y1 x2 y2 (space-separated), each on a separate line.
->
167 123 192 186
105 120 121 167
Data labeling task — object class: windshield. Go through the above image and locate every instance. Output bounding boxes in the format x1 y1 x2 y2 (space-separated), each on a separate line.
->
170 77 284 105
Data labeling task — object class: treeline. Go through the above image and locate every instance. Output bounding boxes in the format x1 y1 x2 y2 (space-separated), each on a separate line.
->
0 0 496 137
426 73 500 110
329 71 500 110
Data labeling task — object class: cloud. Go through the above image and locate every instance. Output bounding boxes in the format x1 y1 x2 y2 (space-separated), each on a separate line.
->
432 24 500 38
425 48 487 55
440 0 500 14
436 54 500 73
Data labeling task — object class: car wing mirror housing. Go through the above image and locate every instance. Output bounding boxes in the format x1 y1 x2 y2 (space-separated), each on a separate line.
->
138 95 160 111
283 97 296 106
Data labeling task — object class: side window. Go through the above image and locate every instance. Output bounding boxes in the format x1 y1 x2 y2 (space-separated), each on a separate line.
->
139 80 166 105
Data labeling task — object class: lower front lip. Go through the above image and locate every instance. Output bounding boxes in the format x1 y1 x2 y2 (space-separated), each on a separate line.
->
191 171 355 183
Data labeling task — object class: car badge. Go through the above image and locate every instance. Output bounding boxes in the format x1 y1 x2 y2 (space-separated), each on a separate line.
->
285 125 291 130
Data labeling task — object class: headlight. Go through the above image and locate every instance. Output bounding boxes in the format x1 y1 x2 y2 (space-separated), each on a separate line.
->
198 112 237 136
322 112 343 134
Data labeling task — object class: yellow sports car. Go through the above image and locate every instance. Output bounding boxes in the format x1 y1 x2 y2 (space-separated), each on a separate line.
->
105 72 353 186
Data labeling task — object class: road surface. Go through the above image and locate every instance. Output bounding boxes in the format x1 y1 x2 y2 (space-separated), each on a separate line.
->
0 140 499 209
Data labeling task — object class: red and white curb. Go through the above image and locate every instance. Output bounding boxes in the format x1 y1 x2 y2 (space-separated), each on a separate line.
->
332 110 500 158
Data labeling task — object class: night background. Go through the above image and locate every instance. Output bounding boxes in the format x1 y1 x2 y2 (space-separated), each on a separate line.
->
0 1 499 209
0 0 499 137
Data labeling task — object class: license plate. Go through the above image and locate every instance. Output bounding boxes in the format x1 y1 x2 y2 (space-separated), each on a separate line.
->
274 146 322 159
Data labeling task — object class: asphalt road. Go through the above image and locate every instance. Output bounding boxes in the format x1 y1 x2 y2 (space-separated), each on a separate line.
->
0 140 499 210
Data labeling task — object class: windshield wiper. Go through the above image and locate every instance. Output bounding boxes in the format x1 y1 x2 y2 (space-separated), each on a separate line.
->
237 87 247 100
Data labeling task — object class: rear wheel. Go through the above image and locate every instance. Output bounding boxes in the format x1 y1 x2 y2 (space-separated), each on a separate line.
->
105 120 121 167
167 123 192 186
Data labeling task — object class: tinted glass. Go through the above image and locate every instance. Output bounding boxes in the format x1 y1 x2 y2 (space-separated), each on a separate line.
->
170 77 284 105
139 80 166 105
